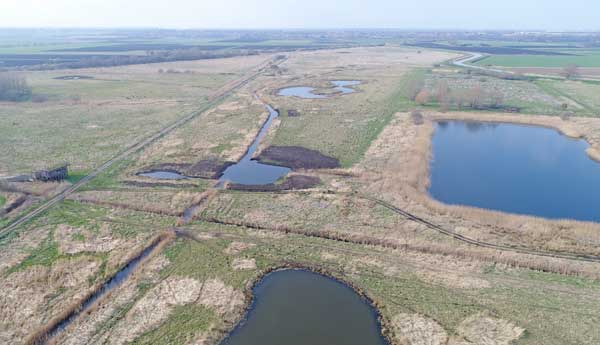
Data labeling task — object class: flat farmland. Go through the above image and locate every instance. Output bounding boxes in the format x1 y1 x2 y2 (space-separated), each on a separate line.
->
0 54 270 176
476 50 600 68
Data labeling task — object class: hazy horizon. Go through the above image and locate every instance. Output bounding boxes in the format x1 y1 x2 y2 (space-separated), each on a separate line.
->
3 0 600 31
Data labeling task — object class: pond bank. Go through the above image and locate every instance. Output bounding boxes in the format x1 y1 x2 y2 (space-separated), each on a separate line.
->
219 264 392 345
358 110 600 258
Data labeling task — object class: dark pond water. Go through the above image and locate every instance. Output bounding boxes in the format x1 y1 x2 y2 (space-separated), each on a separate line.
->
429 120 600 222
221 269 387 345
332 80 361 94
219 104 290 185
277 86 326 99
138 171 190 180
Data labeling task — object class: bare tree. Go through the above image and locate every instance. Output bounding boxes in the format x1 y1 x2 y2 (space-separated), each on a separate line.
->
415 89 430 105
436 80 450 112
0 73 32 102
489 90 504 108
406 76 425 101
561 64 580 80
467 86 485 109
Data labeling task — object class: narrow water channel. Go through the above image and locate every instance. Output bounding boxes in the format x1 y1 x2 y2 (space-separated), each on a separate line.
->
429 120 600 222
221 269 387 345
40 240 161 342
219 104 290 185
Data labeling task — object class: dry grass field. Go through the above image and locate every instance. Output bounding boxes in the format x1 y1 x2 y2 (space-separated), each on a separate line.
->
47 221 600 345
0 54 271 176
3 46 600 345
256 47 459 167
0 200 175 344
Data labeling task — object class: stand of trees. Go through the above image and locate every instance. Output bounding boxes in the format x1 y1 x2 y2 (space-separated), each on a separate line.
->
0 73 31 101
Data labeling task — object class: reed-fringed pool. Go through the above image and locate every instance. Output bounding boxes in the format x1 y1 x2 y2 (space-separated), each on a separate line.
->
221 269 387 345
429 120 600 222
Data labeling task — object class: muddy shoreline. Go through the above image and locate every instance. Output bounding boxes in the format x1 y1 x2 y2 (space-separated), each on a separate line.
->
218 264 393 345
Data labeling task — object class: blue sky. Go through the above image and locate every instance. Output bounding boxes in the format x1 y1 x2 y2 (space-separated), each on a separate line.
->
2 0 599 30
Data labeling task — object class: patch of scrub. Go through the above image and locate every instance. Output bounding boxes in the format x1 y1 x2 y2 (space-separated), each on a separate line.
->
392 313 448 345
449 312 525 345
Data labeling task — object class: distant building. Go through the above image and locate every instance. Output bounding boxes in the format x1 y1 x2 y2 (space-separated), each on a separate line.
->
34 165 69 182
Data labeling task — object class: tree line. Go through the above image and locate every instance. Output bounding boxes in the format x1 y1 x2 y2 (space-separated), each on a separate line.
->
0 73 31 102
406 76 513 112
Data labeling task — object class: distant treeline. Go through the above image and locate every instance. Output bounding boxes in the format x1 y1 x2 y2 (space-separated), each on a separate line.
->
406 42 573 56
27 48 261 70
3 44 358 71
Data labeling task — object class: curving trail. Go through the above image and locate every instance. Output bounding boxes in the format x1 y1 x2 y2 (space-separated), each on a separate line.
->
451 52 512 74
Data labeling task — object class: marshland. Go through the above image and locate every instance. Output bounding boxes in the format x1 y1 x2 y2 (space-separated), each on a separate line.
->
2 26 600 345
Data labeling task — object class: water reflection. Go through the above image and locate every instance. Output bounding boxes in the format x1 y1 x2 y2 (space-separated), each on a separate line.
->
430 120 600 222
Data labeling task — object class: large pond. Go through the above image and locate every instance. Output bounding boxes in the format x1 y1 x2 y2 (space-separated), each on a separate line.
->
221 269 387 345
429 120 600 222
219 104 290 185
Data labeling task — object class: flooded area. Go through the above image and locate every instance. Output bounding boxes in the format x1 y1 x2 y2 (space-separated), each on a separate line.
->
331 80 361 93
221 269 387 345
277 86 326 99
278 80 361 98
219 104 290 185
138 171 190 180
429 121 600 222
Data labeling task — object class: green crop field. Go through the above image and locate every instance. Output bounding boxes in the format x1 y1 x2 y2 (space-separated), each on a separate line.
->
476 51 600 68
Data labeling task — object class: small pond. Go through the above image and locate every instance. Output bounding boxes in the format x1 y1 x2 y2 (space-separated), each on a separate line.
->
429 120 600 222
278 80 361 99
277 86 326 99
219 104 290 185
138 171 189 180
332 80 361 93
221 269 387 345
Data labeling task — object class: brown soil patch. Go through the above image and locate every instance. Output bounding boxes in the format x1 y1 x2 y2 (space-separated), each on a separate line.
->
257 146 340 169
232 258 257 270
107 277 205 344
140 159 233 179
392 313 448 345
224 241 256 255
227 174 321 192
449 312 525 345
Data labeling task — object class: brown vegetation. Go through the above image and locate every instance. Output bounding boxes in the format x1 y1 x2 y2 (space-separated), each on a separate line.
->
357 111 600 263
257 146 340 169
227 174 321 192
